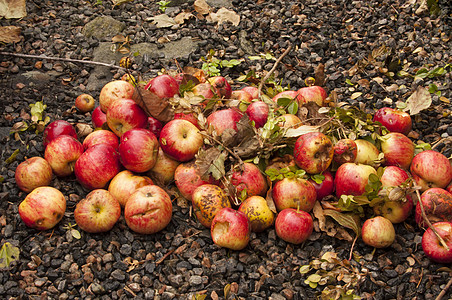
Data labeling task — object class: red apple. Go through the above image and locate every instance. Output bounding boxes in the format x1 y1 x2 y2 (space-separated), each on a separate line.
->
15 157 53 193
144 74 179 99
174 112 199 129
308 170 335 201
238 196 275 232
118 128 159 173
415 188 452 227
174 161 218 201
422 221 452 263
207 76 232 99
275 208 313 244
447 182 452 194
335 163 377 197
297 86 328 107
192 82 215 100
230 162 268 200
82 130 119 150
99 80 135 113
211 207 250 250
380 132 414 170
354 139 380 166
373 107 412 136
206 108 243 136
106 98 148 137
279 114 303 129
241 86 259 99
44 135 84 177
231 90 253 104
159 119 203 162
108 170 154 207
272 177 317 212
246 101 269 128
74 189 121 233
147 116 164 138
410 150 452 191
74 144 121 190
333 139 357 165
75 94 95 113
43 120 78 148
293 132 334 174
372 166 413 223
192 184 231 228
124 185 173 234
361 216 395 248
147 148 181 185
272 90 303 105
18 186 66 230
91 106 108 129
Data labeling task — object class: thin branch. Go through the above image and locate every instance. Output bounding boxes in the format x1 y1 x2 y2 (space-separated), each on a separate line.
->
257 43 293 99
0 51 127 71
435 273 452 300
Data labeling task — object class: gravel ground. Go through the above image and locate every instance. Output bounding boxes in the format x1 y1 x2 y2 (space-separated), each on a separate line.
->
1 0 452 299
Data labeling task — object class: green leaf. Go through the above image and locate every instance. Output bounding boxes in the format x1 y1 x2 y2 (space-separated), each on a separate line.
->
345 79 354 85
208 151 228 180
277 97 292 108
287 101 298 115
0 242 20 269
299 265 310 274
307 273 322 283
71 229 81 239
311 174 325 184
29 101 47 121
5 149 19 164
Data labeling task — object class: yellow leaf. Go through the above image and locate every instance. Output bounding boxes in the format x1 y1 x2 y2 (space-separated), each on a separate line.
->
0 0 26 19
350 92 362 100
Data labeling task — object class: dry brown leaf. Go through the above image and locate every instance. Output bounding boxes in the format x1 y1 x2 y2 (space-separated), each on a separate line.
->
194 0 210 15
0 0 26 19
111 34 127 43
314 63 325 87
174 11 194 24
283 125 320 138
146 14 177 28
0 25 21 43
403 86 432 115
132 86 174 122
207 7 240 26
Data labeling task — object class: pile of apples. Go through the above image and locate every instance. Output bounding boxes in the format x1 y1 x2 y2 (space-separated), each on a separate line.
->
14 71 452 263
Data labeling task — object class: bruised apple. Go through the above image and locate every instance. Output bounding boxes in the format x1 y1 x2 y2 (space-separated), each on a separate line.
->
99 80 135 113
108 170 154 207
174 161 218 201
75 94 95 113
211 207 250 250
373 107 412 136
44 135 84 177
206 108 243 136
230 162 268 199
354 139 380 166
191 184 231 228
15 157 53 193
415 188 452 227
333 139 357 165
148 148 181 185
293 132 334 174
410 150 452 192
238 196 275 232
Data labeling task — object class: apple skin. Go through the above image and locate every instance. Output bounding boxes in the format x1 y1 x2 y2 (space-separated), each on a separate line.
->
124 185 173 234
410 150 452 192
15 157 53 193
43 120 78 148
74 189 121 233
335 163 377 197
44 135 84 177
75 94 95 113
422 221 452 263
207 76 232 99
272 90 303 105
230 162 268 199
192 184 231 228
74 144 121 190
211 207 250 250
82 129 119 150
118 128 159 173
231 90 253 104
174 112 199 129
106 98 149 137
308 170 335 201
147 147 181 185
272 177 317 212
241 86 259 99
373 166 413 224
380 132 414 170
354 139 380 166
144 74 179 99
373 107 412 136
275 208 313 244
192 82 215 100
447 183 452 194
297 86 327 106
147 116 164 138
333 139 357 165
238 196 275 232
99 80 135 113
246 101 269 128
279 114 303 129
18 186 66 230
415 188 452 227
92 106 108 129
361 216 395 248
108 170 154 207
174 161 218 201
293 132 334 174
206 108 243 136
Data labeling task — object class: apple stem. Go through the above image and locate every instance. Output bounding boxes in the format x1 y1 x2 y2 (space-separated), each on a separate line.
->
348 234 358 261
257 44 293 100
435 274 452 300
415 189 450 251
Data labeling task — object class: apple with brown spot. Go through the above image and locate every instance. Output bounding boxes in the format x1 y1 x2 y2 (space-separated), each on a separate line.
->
211 207 250 250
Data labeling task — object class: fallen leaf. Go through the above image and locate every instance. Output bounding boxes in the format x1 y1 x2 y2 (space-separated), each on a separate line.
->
174 11 194 24
350 92 362 100
314 63 325 87
283 125 320 138
112 34 127 43
207 8 240 26
194 0 211 15
403 86 432 115
0 0 26 19
0 25 21 43
146 14 177 28
0 242 19 268
132 86 174 122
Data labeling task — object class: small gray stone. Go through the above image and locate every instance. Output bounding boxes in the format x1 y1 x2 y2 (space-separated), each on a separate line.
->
189 275 203 286
90 282 106 295
111 269 126 281
82 16 126 40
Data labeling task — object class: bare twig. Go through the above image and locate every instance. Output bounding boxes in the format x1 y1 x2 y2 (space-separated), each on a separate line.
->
198 131 244 165
415 188 449 251
257 43 293 99
435 274 452 300
0 51 127 71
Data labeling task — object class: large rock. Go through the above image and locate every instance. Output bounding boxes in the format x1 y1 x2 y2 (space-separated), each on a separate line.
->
82 16 126 40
